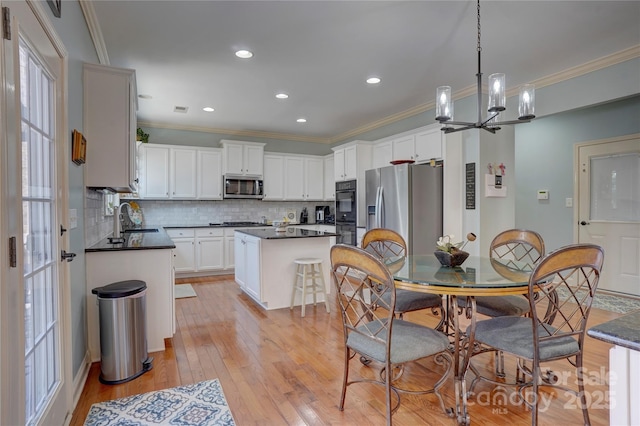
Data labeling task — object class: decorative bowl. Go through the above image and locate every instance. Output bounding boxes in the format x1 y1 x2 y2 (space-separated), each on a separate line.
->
434 249 469 267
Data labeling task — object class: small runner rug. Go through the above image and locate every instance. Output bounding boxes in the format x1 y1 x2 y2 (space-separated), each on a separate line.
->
84 379 235 426
175 283 197 299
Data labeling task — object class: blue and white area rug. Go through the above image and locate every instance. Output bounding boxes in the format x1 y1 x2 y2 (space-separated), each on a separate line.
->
84 379 235 426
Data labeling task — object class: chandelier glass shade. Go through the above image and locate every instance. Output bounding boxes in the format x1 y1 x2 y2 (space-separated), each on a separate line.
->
436 0 535 134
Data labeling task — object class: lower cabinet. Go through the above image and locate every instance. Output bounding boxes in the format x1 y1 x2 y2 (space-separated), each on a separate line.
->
195 228 224 271
234 232 261 301
167 228 226 274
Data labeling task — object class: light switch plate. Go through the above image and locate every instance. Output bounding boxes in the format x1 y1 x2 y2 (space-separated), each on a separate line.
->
69 209 78 229
565 198 573 207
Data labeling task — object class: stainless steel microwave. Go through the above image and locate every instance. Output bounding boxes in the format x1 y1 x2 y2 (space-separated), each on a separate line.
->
223 175 264 199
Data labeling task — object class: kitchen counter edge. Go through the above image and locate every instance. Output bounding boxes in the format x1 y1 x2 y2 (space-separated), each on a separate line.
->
587 310 640 352
86 227 176 252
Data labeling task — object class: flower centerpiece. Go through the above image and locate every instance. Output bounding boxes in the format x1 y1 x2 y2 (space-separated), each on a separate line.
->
434 233 476 267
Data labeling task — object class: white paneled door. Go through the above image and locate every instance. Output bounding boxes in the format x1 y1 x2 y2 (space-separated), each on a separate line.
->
1 1 70 425
577 135 640 296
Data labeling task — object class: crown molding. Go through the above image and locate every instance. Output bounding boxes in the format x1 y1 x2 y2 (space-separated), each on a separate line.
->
137 121 331 144
79 0 109 65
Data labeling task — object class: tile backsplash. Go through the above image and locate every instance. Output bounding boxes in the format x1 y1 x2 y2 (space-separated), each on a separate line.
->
84 188 333 246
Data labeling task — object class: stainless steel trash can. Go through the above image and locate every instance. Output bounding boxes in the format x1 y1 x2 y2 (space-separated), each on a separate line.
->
91 280 153 384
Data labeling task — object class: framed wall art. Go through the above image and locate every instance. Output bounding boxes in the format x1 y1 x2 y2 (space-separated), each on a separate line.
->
72 129 86 165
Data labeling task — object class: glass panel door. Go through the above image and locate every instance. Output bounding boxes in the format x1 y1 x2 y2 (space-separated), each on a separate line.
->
20 38 60 425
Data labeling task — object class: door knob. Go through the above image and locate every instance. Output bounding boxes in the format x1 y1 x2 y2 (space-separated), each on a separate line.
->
580 220 590 226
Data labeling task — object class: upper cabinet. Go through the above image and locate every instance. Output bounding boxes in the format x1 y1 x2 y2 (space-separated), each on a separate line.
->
197 148 223 200
372 140 393 169
263 154 285 200
333 142 371 182
414 127 442 161
83 63 138 192
221 140 265 177
323 155 335 201
264 153 325 201
390 125 443 164
138 144 222 200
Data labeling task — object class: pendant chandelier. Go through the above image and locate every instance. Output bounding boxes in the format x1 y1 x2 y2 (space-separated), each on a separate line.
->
435 0 535 134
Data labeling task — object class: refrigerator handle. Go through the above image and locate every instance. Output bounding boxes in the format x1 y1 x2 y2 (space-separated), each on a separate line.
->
375 186 381 228
379 186 385 228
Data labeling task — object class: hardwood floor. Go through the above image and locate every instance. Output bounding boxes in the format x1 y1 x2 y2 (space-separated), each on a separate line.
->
70 275 619 425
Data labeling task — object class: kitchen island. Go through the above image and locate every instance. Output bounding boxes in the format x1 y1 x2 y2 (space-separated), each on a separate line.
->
235 227 337 310
85 228 176 360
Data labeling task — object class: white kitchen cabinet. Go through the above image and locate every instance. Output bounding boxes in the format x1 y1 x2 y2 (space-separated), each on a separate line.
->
263 154 285 200
195 228 224 271
414 127 443 161
333 143 371 182
197 148 223 199
372 140 393 169
222 140 265 176
305 157 324 200
393 135 416 162
324 155 335 200
166 228 195 272
139 144 170 198
224 228 237 269
284 156 305 200
392 127 442 163
234 232 261 300
171 148 197 198
83 63 138 192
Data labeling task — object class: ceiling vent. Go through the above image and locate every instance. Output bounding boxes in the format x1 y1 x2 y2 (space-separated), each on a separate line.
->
173 105 189 113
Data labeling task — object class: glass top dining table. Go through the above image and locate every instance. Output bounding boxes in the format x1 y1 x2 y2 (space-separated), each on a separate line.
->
386 254 533 425
386 254 532 296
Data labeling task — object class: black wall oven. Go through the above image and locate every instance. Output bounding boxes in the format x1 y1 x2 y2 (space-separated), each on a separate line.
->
335 180 357 245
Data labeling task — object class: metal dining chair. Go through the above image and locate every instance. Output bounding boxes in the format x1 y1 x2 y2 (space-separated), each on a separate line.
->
466 243 604 425
362 228 444 325
330 244 453 425
459 228 545 377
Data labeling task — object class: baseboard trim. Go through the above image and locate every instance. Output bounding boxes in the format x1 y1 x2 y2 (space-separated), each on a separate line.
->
70 351 92 421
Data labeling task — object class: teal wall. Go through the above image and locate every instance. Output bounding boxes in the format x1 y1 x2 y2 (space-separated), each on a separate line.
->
44 1 99 378
515 95 640 251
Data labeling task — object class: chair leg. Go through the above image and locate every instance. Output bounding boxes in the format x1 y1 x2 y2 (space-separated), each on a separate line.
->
576 353 591 426
290 264 299 310
384 359 392 426
317 262 330 313
339 348 350 411
301 265 308 317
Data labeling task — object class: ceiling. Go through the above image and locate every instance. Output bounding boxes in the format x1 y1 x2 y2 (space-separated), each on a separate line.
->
90 1 640 143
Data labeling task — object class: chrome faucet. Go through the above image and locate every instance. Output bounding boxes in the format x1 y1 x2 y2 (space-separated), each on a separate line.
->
113 202 131 237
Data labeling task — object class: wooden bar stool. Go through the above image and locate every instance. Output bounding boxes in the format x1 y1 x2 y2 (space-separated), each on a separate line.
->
290 258 330 317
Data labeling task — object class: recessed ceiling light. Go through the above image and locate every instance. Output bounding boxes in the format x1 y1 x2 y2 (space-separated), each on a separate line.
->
366 77 381 84
203 107 215 112
275 93 289 99
235 50 253 59
296 118 307 123
138 94 153 99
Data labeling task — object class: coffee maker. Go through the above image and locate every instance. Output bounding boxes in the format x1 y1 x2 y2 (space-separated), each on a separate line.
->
300 207 308 224
315 205 330 223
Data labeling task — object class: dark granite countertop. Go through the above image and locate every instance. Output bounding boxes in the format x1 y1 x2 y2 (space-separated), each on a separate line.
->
163 222 334 229
86 227 176 252
587 310 640 352
236 227 338 239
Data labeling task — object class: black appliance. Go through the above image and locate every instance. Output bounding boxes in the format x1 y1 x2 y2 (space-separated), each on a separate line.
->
335 180 357 245
315 205 331 223
300 208 308 224
223 175 264 199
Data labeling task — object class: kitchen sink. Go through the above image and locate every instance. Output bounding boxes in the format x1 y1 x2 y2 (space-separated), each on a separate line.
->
123 228 158 233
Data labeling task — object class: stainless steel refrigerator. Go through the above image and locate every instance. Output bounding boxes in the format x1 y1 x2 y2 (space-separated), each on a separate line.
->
365 162 443 255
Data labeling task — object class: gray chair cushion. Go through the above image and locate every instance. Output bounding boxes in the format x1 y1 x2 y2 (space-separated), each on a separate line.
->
381 289 442 313
458 295 530 317
470 316 580 361
348 319 450 365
